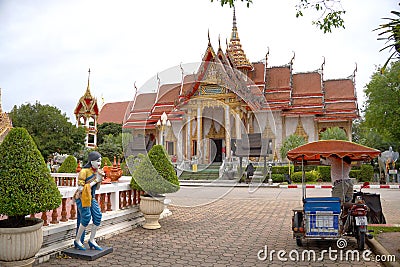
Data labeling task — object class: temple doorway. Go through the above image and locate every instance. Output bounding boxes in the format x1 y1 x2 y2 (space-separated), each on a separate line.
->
211 139 223 163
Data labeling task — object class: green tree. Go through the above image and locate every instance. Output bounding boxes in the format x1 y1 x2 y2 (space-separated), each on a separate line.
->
212 0 344 33
97 133 123 160
9 102 85 159
97 122 122 145
0 128 62 226
362 61 400 151
212 0 399 67
375 10 400 72
58 155 77 173
101 157 112 168
280 134 306 160
320 126 348 140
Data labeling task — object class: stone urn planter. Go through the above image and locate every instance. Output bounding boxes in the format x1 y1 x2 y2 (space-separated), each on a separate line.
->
0 218 44 267
140 195 165 230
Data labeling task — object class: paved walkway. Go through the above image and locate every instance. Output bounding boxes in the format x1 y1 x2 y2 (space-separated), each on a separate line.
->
36 187 399 267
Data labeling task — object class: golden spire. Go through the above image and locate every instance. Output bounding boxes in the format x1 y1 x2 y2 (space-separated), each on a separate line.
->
295 116 308 142
227 7 252 70
84 68 92 99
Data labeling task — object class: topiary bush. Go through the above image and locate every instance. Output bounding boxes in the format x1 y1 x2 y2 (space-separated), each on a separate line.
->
101 156 112 168
0 127 62 227
57 155 77 173
130 145 180 196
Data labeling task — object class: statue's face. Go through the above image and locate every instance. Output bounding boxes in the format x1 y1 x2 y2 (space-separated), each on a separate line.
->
91 157 102 170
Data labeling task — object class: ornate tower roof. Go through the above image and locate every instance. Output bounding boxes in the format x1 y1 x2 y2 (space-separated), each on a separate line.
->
74 68 99 117
226 7 252 71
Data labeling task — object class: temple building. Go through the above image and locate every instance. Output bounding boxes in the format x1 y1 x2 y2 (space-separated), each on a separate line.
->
74 69 99 148
0 89 12 142
99 10 359 163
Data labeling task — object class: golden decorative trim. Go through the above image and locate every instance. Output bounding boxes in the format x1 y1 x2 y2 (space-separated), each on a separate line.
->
262 119 275 139
206 120 225 139
295 117 308 141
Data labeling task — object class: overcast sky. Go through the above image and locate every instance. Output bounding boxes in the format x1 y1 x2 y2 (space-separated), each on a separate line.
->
0 0 397 123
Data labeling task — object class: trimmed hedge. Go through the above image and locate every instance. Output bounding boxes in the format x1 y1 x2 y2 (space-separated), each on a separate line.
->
359 164 374 182
58 155 77 173
317 166 331 182
291 170 320 183
271 165 294 175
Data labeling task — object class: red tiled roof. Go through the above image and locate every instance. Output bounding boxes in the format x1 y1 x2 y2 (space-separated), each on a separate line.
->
293 72 322 95
98 101 130 124
250 62 265 84
266 66 291 89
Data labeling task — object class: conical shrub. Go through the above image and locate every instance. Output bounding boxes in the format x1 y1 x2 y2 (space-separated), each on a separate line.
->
0 128 62 225
58 155 77 173
130 145 179 196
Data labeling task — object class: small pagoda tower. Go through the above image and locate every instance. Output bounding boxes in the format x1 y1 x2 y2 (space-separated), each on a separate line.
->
0 89 12 142
74 69 99 148
226 7 253 75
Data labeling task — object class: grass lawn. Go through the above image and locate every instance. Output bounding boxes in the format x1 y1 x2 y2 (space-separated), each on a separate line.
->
368 225 400 236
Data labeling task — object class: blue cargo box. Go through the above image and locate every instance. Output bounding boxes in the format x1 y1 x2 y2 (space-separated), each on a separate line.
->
304 197 341 214
304 197 341 237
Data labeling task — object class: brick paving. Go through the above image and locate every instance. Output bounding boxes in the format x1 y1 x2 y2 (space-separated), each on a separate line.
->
36 190 389 267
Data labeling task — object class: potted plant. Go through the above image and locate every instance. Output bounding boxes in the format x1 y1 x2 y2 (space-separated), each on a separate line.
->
0 128 62 266
130 145 180 229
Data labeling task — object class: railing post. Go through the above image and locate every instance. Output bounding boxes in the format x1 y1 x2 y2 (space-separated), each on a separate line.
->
100 193 106 213
42 211 48 226
122 191 127 208
61 198 68 222
133 190 137 205
51 208 59 224
70 201 76 220
127 190 132 206
106 193 112 211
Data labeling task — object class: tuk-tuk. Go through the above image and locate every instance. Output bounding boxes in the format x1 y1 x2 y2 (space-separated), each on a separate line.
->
287 140 381 250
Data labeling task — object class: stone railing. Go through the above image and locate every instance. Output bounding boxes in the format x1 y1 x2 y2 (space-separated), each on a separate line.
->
31 175 141 226
31 176 145 263
51 173 77 187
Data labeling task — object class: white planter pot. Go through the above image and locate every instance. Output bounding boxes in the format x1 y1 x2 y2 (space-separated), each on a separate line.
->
0 218 43 265
140 195 165 229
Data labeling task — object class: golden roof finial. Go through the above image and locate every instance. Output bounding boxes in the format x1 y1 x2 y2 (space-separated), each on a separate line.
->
208 29 211 46
84 68 92 99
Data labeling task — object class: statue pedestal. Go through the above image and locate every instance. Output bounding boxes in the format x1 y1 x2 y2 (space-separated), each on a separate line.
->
63 245 113 261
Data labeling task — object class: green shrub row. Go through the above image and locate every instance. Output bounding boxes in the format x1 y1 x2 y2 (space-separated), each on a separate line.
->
291 170 321 183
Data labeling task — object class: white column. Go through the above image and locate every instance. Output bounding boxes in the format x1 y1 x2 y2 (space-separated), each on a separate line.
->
224 105 231 160
197 105 201 163
186 113 191 159
177 123 183 161
235 111 242 140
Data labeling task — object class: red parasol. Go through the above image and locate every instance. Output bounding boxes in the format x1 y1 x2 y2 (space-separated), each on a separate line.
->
287 140 380 164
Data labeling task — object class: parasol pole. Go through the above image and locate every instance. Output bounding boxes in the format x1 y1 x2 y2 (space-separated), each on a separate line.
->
302 155 306 202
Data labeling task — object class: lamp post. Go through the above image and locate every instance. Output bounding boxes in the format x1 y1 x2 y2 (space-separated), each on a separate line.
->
157 112 171 148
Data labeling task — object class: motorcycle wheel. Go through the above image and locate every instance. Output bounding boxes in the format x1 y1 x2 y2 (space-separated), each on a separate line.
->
357 229 365 250
296 237 303 247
